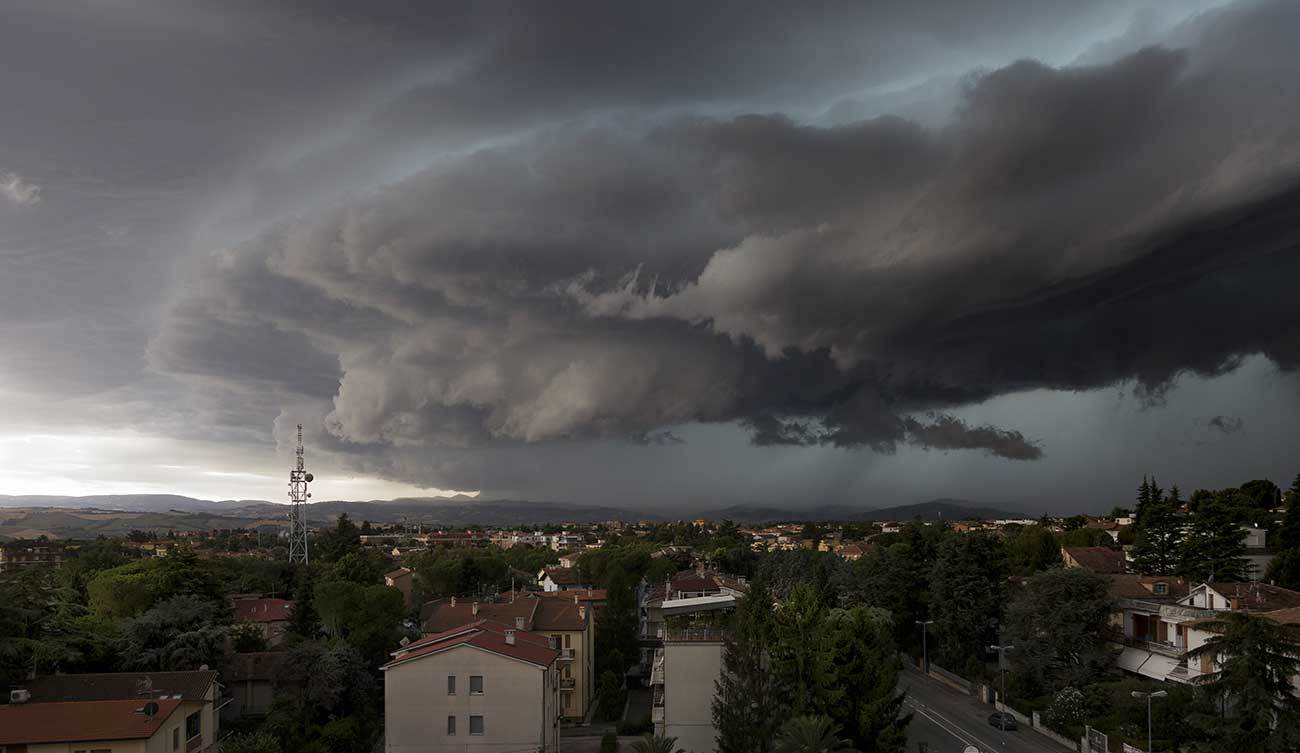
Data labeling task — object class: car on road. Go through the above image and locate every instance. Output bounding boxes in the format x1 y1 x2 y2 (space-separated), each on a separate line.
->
987 711 1018 730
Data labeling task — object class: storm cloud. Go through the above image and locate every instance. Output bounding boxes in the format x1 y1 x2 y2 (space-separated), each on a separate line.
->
3 0 1299 505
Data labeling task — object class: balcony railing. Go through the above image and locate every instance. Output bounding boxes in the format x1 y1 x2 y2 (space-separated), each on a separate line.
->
560 677 575 690
663 627 726 642
1122 636 1186 658
652 706 664 724
558 648 575 660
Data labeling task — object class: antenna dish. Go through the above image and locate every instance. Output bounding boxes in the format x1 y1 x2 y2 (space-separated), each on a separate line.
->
141 701 160 717
305 473 313 482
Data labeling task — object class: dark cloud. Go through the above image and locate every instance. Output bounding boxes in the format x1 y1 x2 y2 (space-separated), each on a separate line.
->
1207 415 1245 435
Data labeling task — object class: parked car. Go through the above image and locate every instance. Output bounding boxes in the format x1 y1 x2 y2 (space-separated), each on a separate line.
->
987 711 1018 730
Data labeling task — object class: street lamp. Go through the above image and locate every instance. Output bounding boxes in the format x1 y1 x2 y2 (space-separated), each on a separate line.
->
989 644 1015 733
1132 690 1167 753
916 620 934 675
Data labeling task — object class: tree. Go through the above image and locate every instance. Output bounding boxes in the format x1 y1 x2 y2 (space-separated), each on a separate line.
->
266 641 379 753
1180 498 1248 582
1267 549 1300 591
219 732 283 753
120 595 228 671
1277 475 1300 550
1002 569 1113 694
629 736 684 753
312 580 405 664
597 669 625 721
596 563 640 676
815 607 909 752
714 579 784 753
929 532 1008 675
1006 524 1061 576
1188 612 1300 752
312 513 362 563
773 716 859 753
1132 497 1182 576
769 584 826 714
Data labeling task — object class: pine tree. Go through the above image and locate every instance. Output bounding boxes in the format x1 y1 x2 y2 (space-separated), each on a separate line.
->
714 579 785 753
1132 498 1182 576
1279 475 1300 551
815 607 910 752
1189 612 1300 752
1179 498 1248 582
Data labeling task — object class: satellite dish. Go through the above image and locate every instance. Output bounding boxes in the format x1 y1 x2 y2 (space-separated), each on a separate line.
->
141 701 160 718
964 746 979 753
304 472 314 482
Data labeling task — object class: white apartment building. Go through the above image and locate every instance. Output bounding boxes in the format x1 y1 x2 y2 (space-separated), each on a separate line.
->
382 620 562 753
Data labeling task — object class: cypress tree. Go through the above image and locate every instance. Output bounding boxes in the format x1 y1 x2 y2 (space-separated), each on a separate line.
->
713 578 785 753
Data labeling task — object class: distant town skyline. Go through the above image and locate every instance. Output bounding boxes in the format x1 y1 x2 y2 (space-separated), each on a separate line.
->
2 0 1299 510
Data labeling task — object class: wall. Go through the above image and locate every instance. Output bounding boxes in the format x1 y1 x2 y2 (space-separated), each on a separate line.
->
384 644 555 753
662 641 724 753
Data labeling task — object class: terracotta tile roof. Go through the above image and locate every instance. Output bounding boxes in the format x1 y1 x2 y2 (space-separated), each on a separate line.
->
533 596 586 631
0 698 182 744
1213 582 1300 612
1263 607 1300 625
421 596 541 632
671 572 721 593
541 567 589 586
233 597 293 623
383 620 558 670
1063 546 1126 574
385 567 413 580
1104 574 1188 601
21 670 218 703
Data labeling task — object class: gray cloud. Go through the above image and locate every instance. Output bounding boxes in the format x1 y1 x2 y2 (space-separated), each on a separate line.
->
1 172 41 207
1207 415 1245 434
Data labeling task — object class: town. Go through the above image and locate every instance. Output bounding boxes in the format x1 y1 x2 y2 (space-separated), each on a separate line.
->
2 474 1299 753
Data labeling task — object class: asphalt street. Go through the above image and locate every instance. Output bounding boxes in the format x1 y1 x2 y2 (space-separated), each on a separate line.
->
900 666 1069 753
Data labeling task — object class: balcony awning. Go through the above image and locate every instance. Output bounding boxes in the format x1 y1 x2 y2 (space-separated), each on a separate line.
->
1117 646 1182 681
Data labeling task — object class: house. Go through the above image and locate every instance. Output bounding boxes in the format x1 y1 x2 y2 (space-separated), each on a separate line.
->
0 698 189 752
0 539 66 573
231 596 293 647
422 592 595 720
382 620 561 753
548 533 584 551
1062 546 1126 574
223 651 285 722
12 670 221 751
538 566 593 592
838 543 867 561
385 567 416 608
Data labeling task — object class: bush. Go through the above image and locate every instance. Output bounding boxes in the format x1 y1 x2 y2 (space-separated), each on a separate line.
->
617 717 654 736
1045 686 1085 731
219 732 282 753
600 731 619 753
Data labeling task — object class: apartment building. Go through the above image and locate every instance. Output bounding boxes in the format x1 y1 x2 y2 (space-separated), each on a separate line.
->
230 596 293 648
0 539 66 573
9 670 221 752
422 591 595 720
382 620 561 753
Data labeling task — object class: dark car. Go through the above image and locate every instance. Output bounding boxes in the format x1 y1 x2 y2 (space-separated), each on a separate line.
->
987 711 1018 730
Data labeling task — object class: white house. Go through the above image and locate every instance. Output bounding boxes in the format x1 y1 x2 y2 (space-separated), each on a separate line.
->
382 620 562 753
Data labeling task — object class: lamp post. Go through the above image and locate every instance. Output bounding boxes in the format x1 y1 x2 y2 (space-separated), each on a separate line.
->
1132 690 1167 753
916 620 934 676
989 644 1015 734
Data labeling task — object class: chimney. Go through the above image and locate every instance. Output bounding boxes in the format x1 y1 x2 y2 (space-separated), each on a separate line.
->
451 596 456 607
574 594 580 605
472 602 479 616
505 629 516 646
515 616 526 629
579 605 587 621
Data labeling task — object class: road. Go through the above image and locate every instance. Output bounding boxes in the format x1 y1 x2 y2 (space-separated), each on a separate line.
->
900 666 1066 753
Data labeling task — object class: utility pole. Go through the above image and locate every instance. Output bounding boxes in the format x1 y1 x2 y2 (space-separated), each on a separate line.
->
915 619 934 677
989 644 1015 734
1132 689 1167 752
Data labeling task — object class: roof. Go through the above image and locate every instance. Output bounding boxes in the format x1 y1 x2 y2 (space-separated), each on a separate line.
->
1105 574 1189 601
1263 607 1300 626
21 670 218 703
422 593 589 633
385 566 413 580
233 597 293 623
383 620 558 670
541 567 589 586
0 698 182 744
1204 582 1300 612
1063 546 1126 574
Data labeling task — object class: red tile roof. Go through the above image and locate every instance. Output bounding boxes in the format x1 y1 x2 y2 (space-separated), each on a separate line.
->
1063 546 1126 574
541 567 589 586
422 593 589 632
383 620 558 670
0 699 182 744
1211 582 1300 612
21 670 217 703
233 597 293 623
1104 574 1188 601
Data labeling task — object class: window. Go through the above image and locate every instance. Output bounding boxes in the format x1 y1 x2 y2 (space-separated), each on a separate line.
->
447 675 456 695
447 716 456 735
173 726 181 751
562 691 572 709
470 715 484 735
470 675 484 694
185 710 202 741
563 634 571 648
1154 582 1168 595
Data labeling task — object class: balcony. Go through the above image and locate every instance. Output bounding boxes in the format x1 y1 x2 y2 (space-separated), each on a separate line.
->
651 706 665 724
663 627 726 642
650 650 665 686
560 677 575 690
558 648 575 660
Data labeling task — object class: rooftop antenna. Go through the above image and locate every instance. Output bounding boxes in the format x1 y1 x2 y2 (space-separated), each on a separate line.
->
287 423 312 564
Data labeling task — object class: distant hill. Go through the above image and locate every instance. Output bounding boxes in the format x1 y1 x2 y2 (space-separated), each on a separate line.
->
700 498 1022 523
0 494 249 513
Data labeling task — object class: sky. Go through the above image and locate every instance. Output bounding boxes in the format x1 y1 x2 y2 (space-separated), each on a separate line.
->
1 0 1299 513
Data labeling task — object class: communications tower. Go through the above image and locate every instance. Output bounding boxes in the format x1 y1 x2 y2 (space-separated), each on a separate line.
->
287 423 312 564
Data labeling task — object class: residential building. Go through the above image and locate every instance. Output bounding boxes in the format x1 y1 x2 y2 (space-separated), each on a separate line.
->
0 539 66 573
382 620 561 753
548 533 584 551
647 587 740 753
11 670 221 752
231 596 293 647
538 566 594 592
0 698 189 753
1062 546 1126 574
422 592 595 720
385 566 416 608
639 569 746 644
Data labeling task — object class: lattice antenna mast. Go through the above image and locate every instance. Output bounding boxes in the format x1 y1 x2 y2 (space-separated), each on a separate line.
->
287 423 312 564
